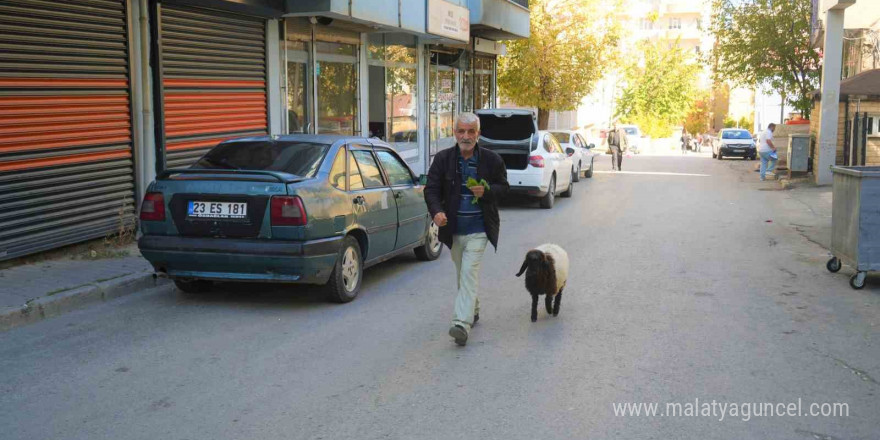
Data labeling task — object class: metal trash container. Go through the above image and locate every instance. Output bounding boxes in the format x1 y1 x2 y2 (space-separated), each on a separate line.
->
826 166 880 289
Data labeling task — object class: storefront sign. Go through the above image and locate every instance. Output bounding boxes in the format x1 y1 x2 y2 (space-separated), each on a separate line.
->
427 0 469 42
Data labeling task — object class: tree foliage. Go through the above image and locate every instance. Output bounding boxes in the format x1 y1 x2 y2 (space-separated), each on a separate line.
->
708 0 820 117
615 40 700 138
497 0 618 129
683 92 711 135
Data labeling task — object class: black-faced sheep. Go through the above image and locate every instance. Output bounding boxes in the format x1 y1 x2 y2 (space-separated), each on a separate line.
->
515 244 569 322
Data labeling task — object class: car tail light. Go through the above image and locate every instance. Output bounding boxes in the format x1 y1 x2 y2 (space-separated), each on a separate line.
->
139 192 165 221
271 196 307 226
528 155 545 168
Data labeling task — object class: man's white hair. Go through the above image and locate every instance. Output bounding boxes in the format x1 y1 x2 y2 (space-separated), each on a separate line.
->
454 112 480 131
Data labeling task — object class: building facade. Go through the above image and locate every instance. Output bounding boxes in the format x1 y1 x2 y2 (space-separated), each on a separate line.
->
0 0 530 261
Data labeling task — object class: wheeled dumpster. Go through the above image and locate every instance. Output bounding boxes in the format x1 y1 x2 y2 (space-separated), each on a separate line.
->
826 166 880 289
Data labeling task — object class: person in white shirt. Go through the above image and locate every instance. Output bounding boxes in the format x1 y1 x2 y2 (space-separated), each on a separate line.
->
757 123 777 181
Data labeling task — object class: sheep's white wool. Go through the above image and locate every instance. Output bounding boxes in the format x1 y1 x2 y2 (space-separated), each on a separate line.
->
535 243 569 293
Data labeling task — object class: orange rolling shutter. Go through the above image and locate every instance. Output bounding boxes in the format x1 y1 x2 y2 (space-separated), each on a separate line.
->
155 3 268 169
0 0 135 261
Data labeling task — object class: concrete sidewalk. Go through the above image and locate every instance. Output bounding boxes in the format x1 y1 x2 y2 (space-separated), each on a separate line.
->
0 243 168 331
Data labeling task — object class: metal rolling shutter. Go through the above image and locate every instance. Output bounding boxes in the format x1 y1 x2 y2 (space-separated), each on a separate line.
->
0 0 135 261
157 4 268 169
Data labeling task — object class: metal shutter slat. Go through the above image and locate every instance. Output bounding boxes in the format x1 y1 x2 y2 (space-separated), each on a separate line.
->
0 0 133 261
157 4 268 169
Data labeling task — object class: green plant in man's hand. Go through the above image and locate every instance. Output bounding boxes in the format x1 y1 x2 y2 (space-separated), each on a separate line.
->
466 177 490 204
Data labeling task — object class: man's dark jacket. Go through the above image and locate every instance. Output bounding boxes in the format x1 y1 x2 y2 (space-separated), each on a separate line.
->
424 144 509 250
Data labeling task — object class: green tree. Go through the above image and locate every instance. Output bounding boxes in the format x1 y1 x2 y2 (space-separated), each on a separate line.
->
615 40 700 138
497 0 619 129
708 0 820 117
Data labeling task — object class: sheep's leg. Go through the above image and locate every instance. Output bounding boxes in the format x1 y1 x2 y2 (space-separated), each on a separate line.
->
531 295 539 322
553 289 563 316
545 293 553 314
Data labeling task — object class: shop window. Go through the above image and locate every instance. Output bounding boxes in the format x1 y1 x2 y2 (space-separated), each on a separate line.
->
367 34 420 166
316 41 359 135
474 57 495 110
430 51 458 158
286 40 311 134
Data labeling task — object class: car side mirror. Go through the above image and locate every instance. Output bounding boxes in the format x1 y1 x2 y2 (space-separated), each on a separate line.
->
418 174 428 186
587 143 595 149
565 147 575 156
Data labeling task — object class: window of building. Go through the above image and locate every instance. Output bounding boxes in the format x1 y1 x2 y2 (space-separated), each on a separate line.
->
639 18 653 30
474 56 495 110
867 114 879 137
286 37 311 134
316 41 359 135
669 18 682 29
429 50 459 159
367 34 420 166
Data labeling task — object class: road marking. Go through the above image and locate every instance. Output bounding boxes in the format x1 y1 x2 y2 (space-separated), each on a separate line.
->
594 171 711 177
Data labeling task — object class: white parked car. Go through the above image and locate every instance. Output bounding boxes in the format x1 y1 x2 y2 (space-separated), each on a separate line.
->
713 128 757 160
476 109 575 209
549 130 595 181
619 124 643 154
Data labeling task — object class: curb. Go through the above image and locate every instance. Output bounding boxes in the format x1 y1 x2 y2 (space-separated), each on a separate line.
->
0 271 170 332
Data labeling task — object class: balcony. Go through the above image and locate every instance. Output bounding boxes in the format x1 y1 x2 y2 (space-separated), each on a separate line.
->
469 0 531 40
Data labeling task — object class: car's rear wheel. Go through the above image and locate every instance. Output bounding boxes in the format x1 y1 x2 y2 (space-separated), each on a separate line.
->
561 171 574 198
414 221 442 261
539 175 556 209
325 235 363 303
174 279 212 294
572 162 581 182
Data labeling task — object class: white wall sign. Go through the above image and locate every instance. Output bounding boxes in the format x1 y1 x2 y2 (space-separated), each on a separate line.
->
427 0 470 42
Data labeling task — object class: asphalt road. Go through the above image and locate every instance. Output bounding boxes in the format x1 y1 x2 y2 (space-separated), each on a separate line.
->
2 153 878 440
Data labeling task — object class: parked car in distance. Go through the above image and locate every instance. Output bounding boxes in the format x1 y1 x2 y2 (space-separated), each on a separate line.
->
475 109 574 209
549 130 595 181
713 128 757 160
138 135 441 303
620 124 643 154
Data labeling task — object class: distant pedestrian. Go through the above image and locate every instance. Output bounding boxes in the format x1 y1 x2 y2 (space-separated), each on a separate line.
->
680 131 691 155
607 122 627 171
758 123 778 181
425 112 509 347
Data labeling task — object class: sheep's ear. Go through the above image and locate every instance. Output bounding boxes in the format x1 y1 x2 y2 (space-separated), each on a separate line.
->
515 258 528 277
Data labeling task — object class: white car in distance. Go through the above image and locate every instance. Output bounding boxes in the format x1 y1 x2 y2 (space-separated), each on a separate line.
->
549 130 595 181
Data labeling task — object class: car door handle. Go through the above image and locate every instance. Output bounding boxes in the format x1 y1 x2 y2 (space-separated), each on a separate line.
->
353 195 365 205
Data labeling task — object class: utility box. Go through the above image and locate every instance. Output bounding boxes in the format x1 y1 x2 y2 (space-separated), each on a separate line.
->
788 134 810 172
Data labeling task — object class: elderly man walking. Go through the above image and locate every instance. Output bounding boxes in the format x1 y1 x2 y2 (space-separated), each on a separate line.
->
607 122 627 171
425 112 509 346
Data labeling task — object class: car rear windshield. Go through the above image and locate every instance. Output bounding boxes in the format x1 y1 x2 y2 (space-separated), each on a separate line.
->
549 132 571 143
478 113 536 140
722 130 751 139
193 141 329 177
624 127 638 135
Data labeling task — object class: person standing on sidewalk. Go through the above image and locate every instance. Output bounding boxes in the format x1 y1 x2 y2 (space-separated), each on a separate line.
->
425 112 509 347
681 130 691 155
758 123 778 181
607 122 626 171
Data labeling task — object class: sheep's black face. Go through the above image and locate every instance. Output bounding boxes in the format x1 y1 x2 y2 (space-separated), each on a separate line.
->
516 250 544 278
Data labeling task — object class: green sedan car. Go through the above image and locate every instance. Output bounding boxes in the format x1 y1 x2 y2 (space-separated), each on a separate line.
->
138 135 442 303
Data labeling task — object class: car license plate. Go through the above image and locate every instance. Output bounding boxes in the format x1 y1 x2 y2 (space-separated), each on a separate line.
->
187 201 247 219
734 149 744 153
